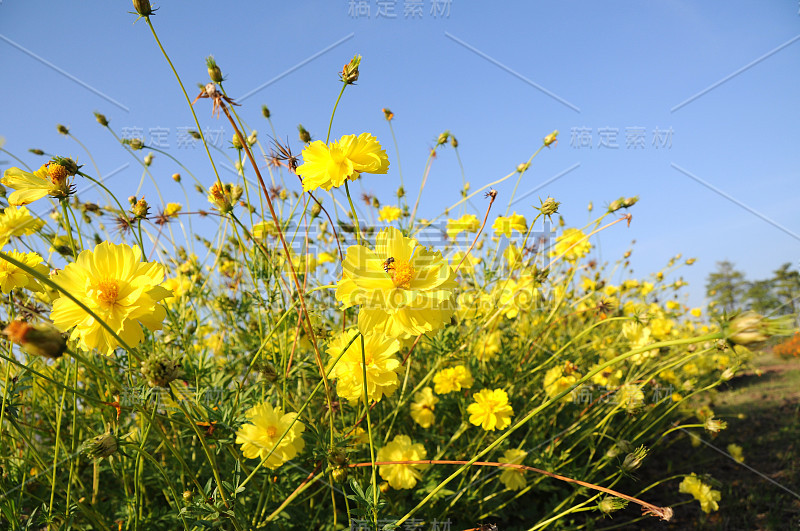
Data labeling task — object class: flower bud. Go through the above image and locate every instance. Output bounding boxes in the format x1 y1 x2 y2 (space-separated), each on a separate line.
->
538 197 560 218
172 173 181 182
597 496 628 514
29 148 45 156
81 431 118 460
140 353 182 388
232 133 243 150
704 418 727 434
182 491 193 502
437 131 450 146
143 153 154 166
297 124 311 144
93 112 109 127
726 311 795 346
340 54 361 84
132 0 153 16
623 196 639 208
206 55 223 83
608 198 624 212
189 130 202 140
516 162 530 173
396 186 405 198
382 107 394 121
311 202 322 217
247 130 257 146
261 105 271 119
450 135 458 148
3 321 67 360
543 130 559 147
587 202 593 212
131 197 150 219
56 124 69 135
621 445 648 472
126 138 144 151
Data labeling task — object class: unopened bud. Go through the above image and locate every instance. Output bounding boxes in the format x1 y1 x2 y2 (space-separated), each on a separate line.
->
189 130 202 140
172 173 181 182
140 353 182 388
232 133 243 150
81 431 118 460
56 124 69 136
340 54 361 84
538 197 560 218
543 130 559 147
206 55 223 83
131 197 150 219
396 186 405 198
132 0 153 16
382 107 394 121
597 496 628 514
29 149 45 156
311 202 322 217
608 198 624 213
143 153 154 166
623 196 639 208
94 112 109 127
621 445 648 472
437 131 450 146
261 105 271 119
517 162 530 173
297 124 311 144
126 138 144 151
450 135 458 148
3 321 67 360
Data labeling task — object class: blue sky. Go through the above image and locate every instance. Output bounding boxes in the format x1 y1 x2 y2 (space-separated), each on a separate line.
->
1 1 799 308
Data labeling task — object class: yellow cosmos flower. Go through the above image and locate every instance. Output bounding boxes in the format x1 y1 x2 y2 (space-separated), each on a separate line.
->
433 365 473 394
207 181 242 214
235 402 305 470
163 203 182 217
467 388 514 431
378 205 402 223
550 228 591 262
296 133 389 192
317 251 336 264
336 226 457 340
543 364 579 401
162 275 192 307
475 330 502 362
327 329 401 403
2 163 74 206
690 307 702 318
376 435 428 489
409 387 438 428
727 443 744 463
0 251 48 293
494 274 539 319
0 206 45 247
446 214 480 239
49 242 171 355
498 449 527 490
679 473 721 513
492 213 527 238
449 251 481 273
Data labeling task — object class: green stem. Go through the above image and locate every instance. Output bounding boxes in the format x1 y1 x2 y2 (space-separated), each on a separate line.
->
326 83 348 144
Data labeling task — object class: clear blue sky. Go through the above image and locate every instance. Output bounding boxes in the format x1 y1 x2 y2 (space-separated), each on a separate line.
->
1 1 798 308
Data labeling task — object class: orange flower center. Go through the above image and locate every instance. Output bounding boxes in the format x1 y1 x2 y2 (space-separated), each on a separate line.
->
266 425 278 438
96 279 120 305
390 260 415 289
47 164 69 184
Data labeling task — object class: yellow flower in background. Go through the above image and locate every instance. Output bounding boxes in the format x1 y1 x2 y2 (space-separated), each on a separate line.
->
317 251 336 264
727 443 744 463
492 213 527 238
327 329 401 403
433 365 473 394
0 250 48 293
336 226 457 340
640 281 654 296
163 275 192 307
649 317 674 339
163 202 182 217
377 435 428 489
543 364 578 401
252 220 279 239
50 242 171 355
504 243 523 269
550 228 591 262
498 449 527 490
690 307 702 318
449 251 481 273
446 214 480 239
468 388 514 431
378 205 402 222
0 206 45 247
495 274 539 319
679 473 721 513
475 330 502 362
297 133 389 192
666 300 680 311
409 387 438 428
616 384 645 412
235 402 305 469
2 162 74 206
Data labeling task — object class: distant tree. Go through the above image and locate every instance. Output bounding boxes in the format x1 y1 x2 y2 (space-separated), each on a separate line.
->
770 263 800 316
706 260 746 315
744 279 780 314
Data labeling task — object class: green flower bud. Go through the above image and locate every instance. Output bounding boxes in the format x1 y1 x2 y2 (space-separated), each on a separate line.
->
81 431 118 460
132 0 153 16
206 55 223 83
94 112 109 127
29 148 45 156
340 54 361 84
597 496 628 514
726 311 795 346
140 353 182 388
3 321 67 360
297 124 311 144
56 124 69 135
261 105 271 119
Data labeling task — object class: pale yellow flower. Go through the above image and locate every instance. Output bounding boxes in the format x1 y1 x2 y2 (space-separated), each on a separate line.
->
327 329 401 403
409 387 438 428
498 449 527 490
